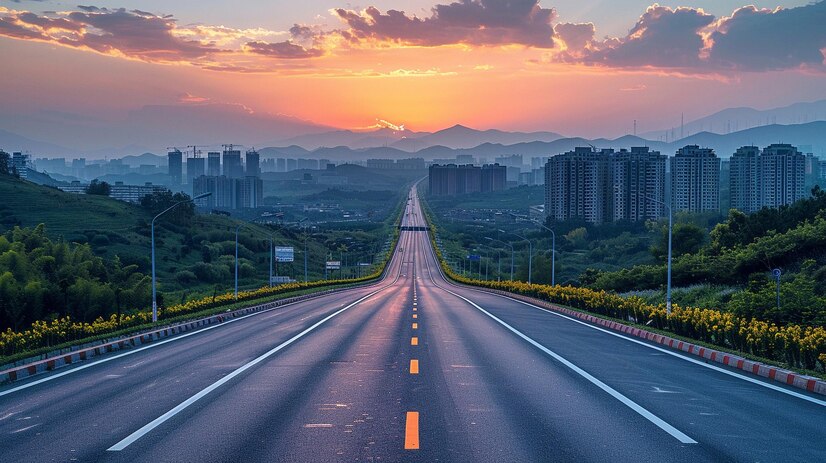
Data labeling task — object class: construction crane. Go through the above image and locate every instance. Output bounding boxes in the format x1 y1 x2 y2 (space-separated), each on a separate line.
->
187 145 208 158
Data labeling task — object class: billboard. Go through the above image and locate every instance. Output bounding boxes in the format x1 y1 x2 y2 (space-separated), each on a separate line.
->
275 246 294 262
326 261 341 270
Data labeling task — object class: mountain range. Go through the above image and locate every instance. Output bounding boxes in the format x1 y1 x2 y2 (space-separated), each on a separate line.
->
1 101 825 161
641 99 826 140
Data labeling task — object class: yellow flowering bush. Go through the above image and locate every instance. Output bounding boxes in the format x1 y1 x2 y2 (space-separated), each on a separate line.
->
0 260 390 360
429 229 826 372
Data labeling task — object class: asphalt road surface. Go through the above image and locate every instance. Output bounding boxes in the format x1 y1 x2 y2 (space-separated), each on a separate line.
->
2 186 825 462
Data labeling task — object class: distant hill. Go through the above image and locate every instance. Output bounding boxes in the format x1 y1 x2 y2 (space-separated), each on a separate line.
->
279 128 419 150
642 99 826 139
255 121 825 162
673 121 826 156
392 124 564 151
0 129 76 157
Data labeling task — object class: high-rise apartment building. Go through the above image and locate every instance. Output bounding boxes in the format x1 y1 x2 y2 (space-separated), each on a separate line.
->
545 147 611 224
186 156 205 185
544 147 666 224
671 145 720 213
428 164 501 196
193 174 263 210
246 149 260 177
481 164 507 192
11 152 30 179
611 147 667 221
194 175 235 209
729 146 761 213
236 176 264 209
207 152 221 176
167 149 183 184
759 144 806 209
222 149 243 178
805 154 821 188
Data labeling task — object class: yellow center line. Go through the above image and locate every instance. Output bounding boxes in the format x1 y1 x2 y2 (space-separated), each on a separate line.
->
405 412 420 450
410 359 419 374
411 337 418 346
412 322 418 329
413 314 418 319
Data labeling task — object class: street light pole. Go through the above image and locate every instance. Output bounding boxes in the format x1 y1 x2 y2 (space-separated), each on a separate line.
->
235 223 243 299
642 195 673 314
534 222 556 287
151 192 211 323
486 236 513 280
503 230 532 284
269 235 274 287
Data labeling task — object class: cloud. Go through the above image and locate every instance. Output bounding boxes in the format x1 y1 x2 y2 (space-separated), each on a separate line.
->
620 84 647 92
61 8 218 61
584 5 714 68
561 2 826 73
707 3 826 71
0 15 46 39
244 40 323 59
0 6 330 72
553 22 594 53
178 92 211 104
332 0 557 48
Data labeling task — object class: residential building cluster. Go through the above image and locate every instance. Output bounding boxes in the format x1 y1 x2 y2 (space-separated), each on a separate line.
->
183 148 264 210
543 143 818 225
729 144 809 213
545 146 667 224
58 181 168 203
428 164 507 196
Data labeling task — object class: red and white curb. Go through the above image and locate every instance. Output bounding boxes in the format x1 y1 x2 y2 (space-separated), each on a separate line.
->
0 287 354 385
478 287 826 397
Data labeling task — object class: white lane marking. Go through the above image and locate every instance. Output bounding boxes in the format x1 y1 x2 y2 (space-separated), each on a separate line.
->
108 246 408 452
0 282 394 398
108 283 386 450
489 293 826 408
435 284 697 444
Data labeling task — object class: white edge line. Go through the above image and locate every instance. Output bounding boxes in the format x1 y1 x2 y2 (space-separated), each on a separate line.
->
437 284 697 444
0 307 273 398
481 292 826 408
107 290 379 451
108 232 411 451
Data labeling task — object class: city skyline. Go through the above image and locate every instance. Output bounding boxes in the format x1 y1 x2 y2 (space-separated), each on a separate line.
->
1 1 825 149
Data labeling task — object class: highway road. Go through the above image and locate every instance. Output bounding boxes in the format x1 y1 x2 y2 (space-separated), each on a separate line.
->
1 185 825 462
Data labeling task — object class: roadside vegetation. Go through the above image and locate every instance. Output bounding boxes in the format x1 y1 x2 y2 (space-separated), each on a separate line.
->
0 173 406 364
421 185 826 376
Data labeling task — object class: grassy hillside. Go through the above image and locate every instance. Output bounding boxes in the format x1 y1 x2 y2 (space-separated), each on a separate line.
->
0 175 401 305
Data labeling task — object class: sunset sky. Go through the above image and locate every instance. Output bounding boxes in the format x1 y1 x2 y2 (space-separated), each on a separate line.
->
1 0 825 143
